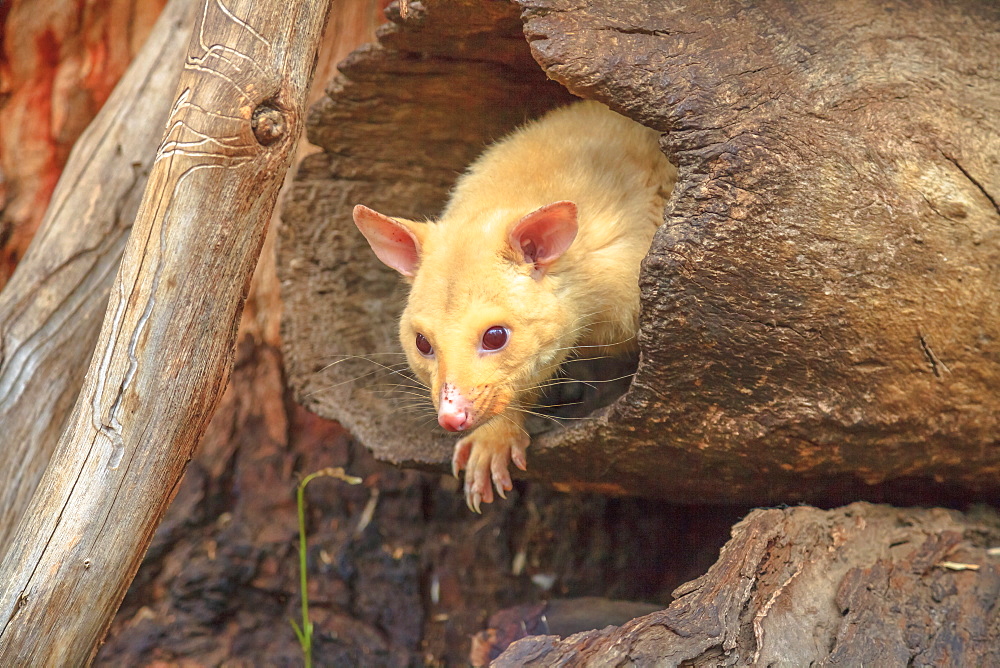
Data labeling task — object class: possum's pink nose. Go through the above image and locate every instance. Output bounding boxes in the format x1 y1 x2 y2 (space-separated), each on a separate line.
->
438 408 469 432
438 386 472 431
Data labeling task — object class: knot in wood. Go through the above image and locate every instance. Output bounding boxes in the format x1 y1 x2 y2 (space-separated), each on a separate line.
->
252 104 286 146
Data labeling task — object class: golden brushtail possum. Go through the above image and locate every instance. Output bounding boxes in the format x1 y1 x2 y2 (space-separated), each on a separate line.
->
354 100 676 512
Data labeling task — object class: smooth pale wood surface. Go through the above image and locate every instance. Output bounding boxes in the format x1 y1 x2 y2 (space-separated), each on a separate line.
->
0 0 332 662
0 0 196 555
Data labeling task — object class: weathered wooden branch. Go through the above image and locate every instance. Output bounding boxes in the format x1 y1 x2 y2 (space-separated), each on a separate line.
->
492 503 1000 665
0 0 196 554
0 0 332 661
280 0 1000 505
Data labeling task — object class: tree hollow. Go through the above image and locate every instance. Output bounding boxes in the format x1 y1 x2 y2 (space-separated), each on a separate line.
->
279 0 1000 505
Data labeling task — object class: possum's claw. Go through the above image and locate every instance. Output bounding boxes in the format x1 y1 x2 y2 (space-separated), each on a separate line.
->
469 490 483 514
453 419 528 512
512 444 528 471
491 456 513 499
452 439 472 479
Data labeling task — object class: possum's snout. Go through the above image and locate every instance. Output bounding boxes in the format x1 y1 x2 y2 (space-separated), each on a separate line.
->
438 384 473 431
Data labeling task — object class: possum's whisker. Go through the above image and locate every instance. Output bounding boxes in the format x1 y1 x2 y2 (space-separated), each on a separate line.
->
306 369 405 396
560 315 615 338
306 360 423 398
509 405 595 422
529 372 637 393
525 378 597 394
534 354 617 380
391 393 432 403
506 406 563 427
418 415 442 429
528 378 599 393
316 354 409 372
498 411 532 440
563 310 602 329
332 358 416 381
314 352 408 360
525 400 586 410
370 383 429 397
374 380 431 392
393 404 431 417
391 397 437 412
525 368 599 393
393 392 431 406
330 358 412 375
375 377 426 386
548 335 637 355
306 375 377 396
537 315 602 346
527 325 634 369
382 399 434 413
555 315 631 342
311 364 410 390
372 390 433 402
396 394 435 406
398 407 437 419
508 398 593 421
517 391 585 411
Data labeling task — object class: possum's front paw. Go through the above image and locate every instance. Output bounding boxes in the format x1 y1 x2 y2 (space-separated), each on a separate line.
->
452 418 529 513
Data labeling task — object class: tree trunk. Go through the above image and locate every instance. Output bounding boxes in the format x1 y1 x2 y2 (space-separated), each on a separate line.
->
0 0 332 662
0 0 195 555
279 0 1000 506
493 503 1000 666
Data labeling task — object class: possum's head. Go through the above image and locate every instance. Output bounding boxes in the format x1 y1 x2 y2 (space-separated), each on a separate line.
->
352 202 579 432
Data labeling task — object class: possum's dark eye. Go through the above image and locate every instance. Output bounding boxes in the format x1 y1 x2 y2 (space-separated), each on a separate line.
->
415 333 433 356
481 326 509 351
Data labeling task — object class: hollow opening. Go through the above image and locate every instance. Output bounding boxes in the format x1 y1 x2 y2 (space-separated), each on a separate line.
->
354 82 672 437
527 352 640 435
282 1 677 465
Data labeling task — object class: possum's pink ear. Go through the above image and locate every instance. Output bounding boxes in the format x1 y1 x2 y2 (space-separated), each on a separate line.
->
353 205 424 277
509 201 578 276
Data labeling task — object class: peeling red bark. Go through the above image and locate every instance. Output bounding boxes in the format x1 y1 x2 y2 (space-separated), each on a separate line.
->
0 0 167 285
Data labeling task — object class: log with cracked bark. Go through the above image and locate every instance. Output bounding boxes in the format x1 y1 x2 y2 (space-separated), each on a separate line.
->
279 0 1000 505
492 503 1000 666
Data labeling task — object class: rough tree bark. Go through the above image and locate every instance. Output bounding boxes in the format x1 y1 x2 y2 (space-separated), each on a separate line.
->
0 0 332 662
1 0 997 663
280 0 1000 506
493 503 1000 666
0 0 169 284
0 0 195 554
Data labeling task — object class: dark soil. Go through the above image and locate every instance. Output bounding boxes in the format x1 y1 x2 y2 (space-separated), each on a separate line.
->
96 338 744 666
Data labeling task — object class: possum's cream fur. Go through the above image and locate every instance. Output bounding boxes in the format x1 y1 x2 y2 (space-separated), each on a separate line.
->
354 100 676 511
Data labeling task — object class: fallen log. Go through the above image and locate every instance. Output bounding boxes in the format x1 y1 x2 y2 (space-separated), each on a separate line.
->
279 0 1000 505
493 503 1000 666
